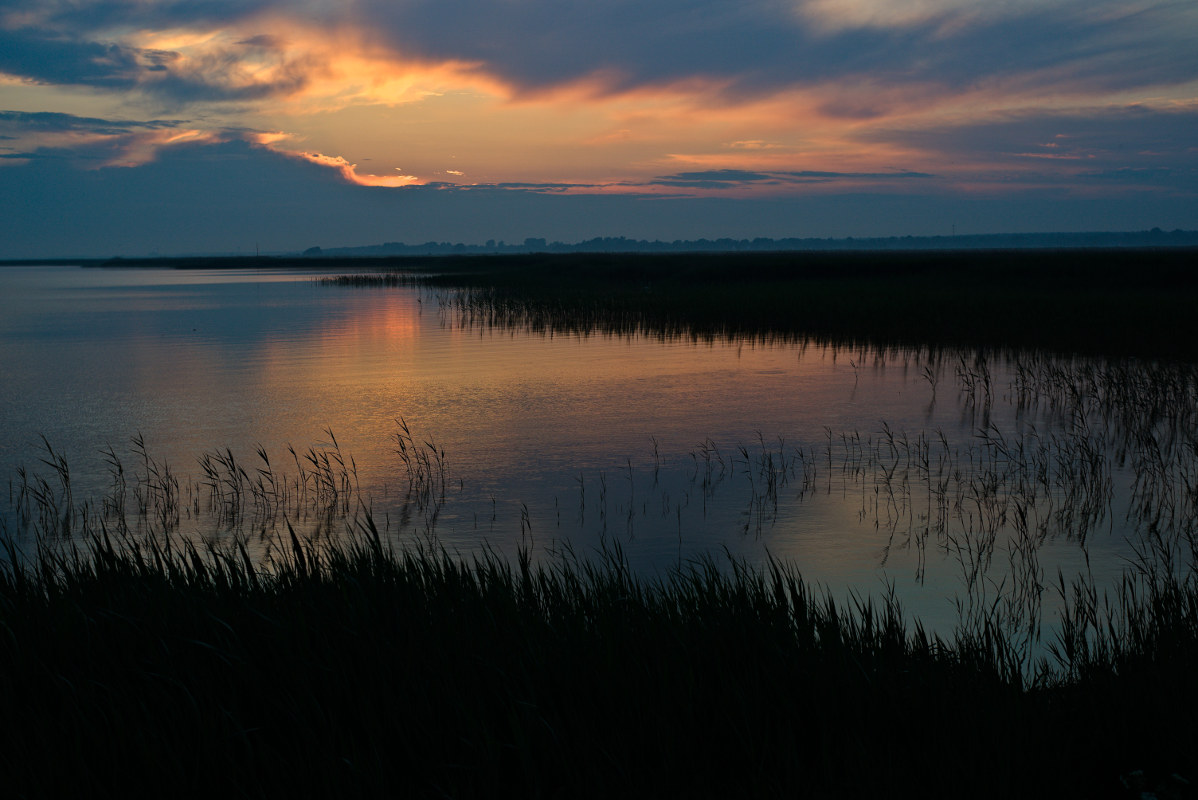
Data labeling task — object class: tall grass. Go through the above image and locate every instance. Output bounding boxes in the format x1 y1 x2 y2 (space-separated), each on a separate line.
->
7 349 1198 669
2 516 1196 798
323 248 1198 360
3 388 1197 795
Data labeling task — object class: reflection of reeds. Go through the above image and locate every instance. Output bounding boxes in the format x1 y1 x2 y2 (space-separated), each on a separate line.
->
196 429 355 529
328 248 1198 359
393 417 450 526
317 271 423 288
4 347 1197 681
9 431 364 548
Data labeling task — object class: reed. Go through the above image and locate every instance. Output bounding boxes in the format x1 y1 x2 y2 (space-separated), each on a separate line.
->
325 248 1198 360
6 347 1194 651
4 334 1198 795
2 513 1195 798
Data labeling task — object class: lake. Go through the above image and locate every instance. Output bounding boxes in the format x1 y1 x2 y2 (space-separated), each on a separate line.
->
3 263 1193 643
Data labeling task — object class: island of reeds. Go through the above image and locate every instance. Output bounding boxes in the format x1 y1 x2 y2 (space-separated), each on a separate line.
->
333 247 1193 358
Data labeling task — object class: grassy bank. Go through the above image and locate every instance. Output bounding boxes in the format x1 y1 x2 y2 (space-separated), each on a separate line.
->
327 248 1198 360
2 522 1196 798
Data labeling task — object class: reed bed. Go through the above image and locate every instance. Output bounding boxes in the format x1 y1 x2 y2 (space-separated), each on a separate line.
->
324 248 1198 359
3 364 1198 796
4 421 457 554
6 351 1198 671
2 515 1196 798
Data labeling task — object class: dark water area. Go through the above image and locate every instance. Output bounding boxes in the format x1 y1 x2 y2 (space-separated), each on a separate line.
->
3 263 1196 645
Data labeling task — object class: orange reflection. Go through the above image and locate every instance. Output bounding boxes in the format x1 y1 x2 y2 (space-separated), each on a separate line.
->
316 294 421 345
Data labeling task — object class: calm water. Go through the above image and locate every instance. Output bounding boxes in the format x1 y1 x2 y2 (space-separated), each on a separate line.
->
3 264 1192 638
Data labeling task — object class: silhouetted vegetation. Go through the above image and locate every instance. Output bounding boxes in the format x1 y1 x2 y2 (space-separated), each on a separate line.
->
15 242 1194 358
5 381 1198 797
6 248 1198 796
3 519 1197 798
326 248 1198 360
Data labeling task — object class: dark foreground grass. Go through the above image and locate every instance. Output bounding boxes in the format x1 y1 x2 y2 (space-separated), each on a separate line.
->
3 524 1196 799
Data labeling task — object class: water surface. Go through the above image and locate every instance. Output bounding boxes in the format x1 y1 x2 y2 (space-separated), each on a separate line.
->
3 264 1192 641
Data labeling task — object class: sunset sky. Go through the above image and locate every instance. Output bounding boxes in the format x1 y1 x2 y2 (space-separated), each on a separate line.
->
2 0 1196 257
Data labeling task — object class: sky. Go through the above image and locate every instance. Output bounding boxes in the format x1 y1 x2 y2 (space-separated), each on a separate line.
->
1 0 1196 257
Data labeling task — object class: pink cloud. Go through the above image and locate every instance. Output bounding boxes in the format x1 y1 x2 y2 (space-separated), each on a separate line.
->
295 151 422 186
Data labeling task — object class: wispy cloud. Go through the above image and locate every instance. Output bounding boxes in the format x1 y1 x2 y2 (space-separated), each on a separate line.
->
0 110 185 134
3 0 1194 107
646 168 936 193
866 102 1198 191
726 140 784 150
0 26 318 105
0 109 218 166
293 151 421 187
3 129 1196 260
1 0 1195 251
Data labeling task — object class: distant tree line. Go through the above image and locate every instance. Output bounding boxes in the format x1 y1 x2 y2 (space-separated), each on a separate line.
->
301 228 1198 258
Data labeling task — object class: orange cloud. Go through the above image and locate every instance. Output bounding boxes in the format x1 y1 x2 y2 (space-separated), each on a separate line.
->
249 131 294 146
727 140 784 150
105 128 222 167
40 13 1025 195
125 17 507 113
295 151 422 187
26 5 1182 200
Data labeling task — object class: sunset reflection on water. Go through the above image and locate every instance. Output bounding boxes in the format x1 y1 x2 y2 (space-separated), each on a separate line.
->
1 265 1180 641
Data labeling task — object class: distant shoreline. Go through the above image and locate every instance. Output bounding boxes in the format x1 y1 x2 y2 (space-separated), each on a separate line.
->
5 246 1198 359
2 227 1196 265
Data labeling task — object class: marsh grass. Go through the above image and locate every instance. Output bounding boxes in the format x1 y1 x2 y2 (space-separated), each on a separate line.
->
7 351 1197 668
3 381 1198 796
3 375 1198 798
325 248 1198 360
3 513 1197 799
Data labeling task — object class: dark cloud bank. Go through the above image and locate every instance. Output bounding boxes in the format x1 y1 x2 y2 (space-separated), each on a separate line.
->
2 0 1195 106
3 134 1196 259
